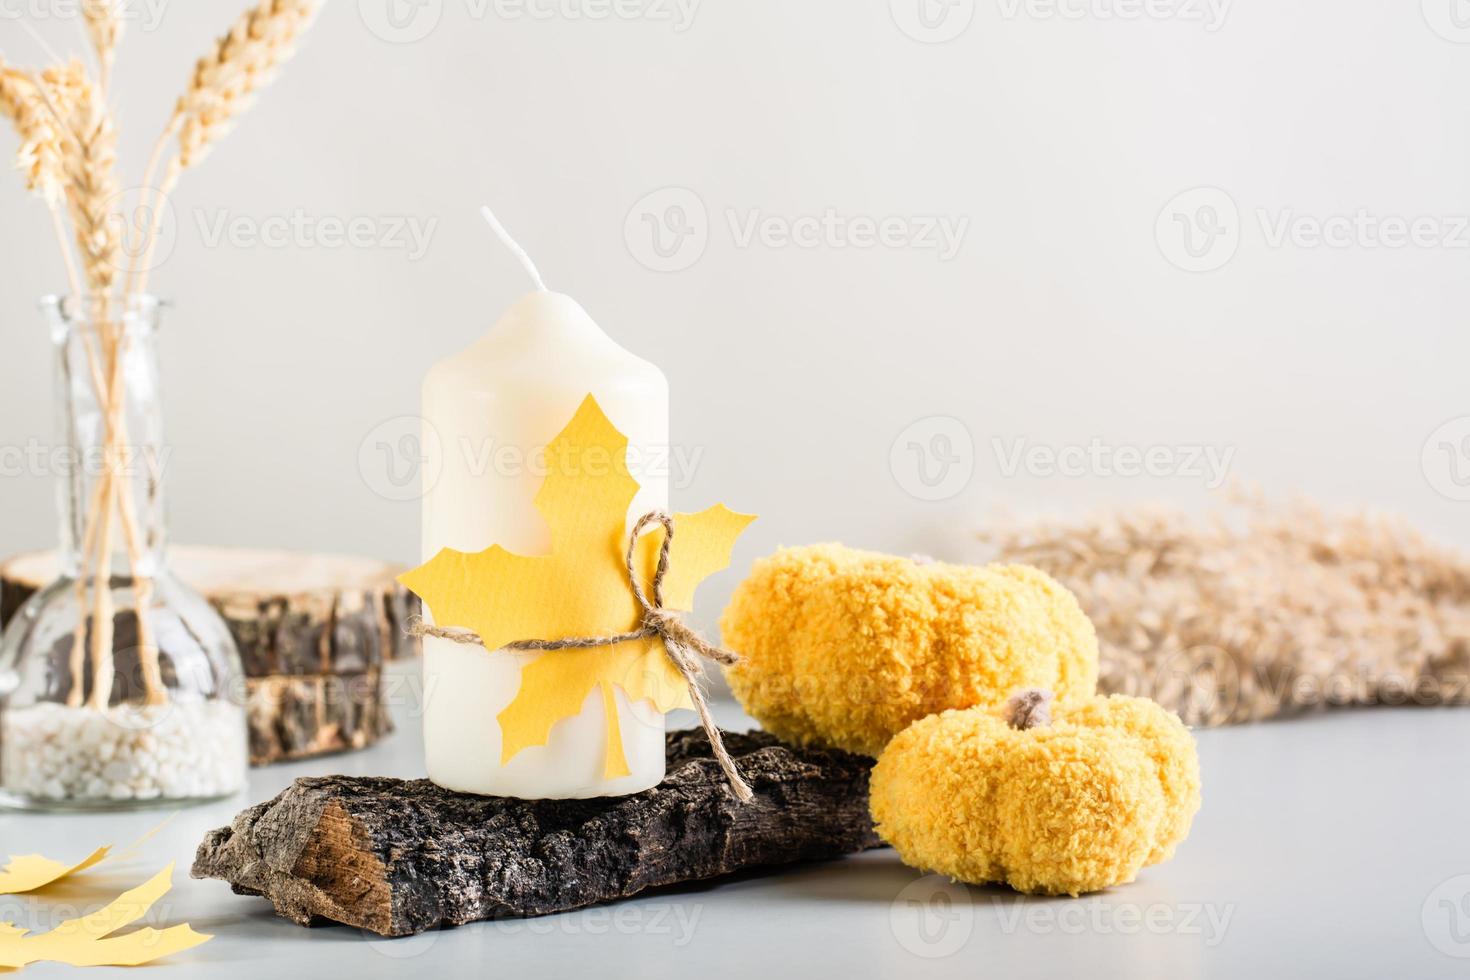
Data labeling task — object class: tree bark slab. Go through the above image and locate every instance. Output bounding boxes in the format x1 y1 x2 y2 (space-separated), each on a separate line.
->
192 730 880 937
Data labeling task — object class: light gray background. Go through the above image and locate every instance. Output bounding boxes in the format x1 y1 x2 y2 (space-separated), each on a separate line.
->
1 1 1469 613
2 5 1469 976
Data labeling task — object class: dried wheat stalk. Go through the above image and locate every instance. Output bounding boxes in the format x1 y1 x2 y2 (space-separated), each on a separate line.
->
59 80 122 310
976 491 1470 726
0 61 80 205
0 2 321 710
82 0 123 91
176 0 319 167
132 0 320 294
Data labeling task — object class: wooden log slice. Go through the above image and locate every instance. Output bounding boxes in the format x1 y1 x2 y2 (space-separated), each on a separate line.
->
192 730 883 936
0 547 421 765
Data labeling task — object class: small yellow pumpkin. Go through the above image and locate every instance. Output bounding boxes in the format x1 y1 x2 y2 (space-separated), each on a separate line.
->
720 545 1099 756
870 690 1201 896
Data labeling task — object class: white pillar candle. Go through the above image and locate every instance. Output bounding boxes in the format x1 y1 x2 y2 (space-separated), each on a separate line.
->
419 209 669 799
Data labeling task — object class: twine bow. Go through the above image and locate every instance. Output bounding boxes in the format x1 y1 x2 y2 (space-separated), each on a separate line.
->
412 511 753 802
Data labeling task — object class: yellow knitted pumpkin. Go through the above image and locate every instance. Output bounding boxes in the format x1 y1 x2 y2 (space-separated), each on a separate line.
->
720 545 1099 756
870 690 1201 896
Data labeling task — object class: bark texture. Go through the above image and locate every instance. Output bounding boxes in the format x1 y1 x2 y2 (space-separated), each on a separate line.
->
192 730 881 936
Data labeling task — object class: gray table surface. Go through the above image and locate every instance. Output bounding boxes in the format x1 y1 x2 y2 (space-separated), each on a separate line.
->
2 665 1467 979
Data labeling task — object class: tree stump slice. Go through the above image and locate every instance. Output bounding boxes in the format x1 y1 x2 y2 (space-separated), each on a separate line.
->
192 730 881 937
0 547 421 765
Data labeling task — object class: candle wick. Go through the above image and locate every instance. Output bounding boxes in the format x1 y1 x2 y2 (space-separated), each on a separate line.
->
480 205 548 293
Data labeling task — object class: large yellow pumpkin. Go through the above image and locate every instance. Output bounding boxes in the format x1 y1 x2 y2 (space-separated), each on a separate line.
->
720 544 1099 756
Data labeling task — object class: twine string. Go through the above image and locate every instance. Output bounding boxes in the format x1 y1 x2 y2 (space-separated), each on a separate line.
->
412 510 753 802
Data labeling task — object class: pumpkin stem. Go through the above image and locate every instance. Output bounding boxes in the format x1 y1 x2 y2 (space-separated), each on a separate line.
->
1004 689 1055 730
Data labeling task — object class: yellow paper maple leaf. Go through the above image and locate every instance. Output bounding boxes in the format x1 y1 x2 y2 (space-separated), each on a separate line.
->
0 864 210 969
0 849 110 897
400 394 756 778
0 817 176 897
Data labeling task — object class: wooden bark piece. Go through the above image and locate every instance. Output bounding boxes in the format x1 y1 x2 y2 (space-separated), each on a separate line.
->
192 730 881 936
0 547 422 671
0 547 420 764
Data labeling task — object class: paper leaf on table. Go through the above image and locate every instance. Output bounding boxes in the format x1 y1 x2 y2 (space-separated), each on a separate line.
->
0 849 110 896
0 863 211 969
399 394 756 778
0 816 177 895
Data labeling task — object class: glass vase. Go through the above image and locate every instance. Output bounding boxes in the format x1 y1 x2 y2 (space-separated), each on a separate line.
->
0 295 247 810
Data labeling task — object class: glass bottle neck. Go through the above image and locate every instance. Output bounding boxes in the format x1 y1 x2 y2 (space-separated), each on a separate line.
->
47 298 169 580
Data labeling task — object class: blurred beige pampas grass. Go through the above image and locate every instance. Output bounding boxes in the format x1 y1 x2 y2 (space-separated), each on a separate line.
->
976 489 1470 726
